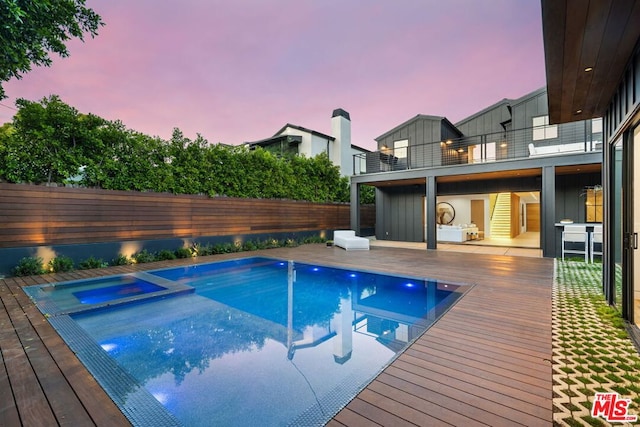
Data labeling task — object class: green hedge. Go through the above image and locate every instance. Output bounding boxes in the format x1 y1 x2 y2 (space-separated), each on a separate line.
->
10 235 327 277
0 96 359 203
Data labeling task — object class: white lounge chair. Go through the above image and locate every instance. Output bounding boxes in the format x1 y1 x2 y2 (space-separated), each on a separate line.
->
333 230 370 251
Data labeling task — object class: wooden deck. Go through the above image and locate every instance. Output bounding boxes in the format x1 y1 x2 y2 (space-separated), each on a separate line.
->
0 245 553 426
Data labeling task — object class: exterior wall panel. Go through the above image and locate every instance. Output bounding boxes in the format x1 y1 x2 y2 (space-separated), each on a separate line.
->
376 186 424 242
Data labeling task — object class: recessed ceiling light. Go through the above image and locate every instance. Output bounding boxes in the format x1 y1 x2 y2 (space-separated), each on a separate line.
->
584 67 593 72
575 109 583 114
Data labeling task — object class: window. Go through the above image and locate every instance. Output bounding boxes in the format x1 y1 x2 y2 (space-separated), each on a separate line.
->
532 115 558 140
590 118 604 150
394 139 408 158
469 142 496 163
585 186 603 222
592 117 603 134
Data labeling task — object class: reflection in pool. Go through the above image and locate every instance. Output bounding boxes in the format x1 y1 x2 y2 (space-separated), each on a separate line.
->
27 257 471 426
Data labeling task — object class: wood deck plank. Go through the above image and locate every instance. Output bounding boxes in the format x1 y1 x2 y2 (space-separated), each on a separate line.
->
375 371 527 427
6 281 131 427
355 388 456 426
396 354 551 411
417 333 549 380
343 398 418 427
425 326 550 359
366 380 487 427
407 342 551 394
330 407 381 427
1 282 97 426
0 287 24 427
0 296 58 426
384 364 546 426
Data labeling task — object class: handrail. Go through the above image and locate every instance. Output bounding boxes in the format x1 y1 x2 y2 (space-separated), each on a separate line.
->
353 125 603 175
489 194 497 221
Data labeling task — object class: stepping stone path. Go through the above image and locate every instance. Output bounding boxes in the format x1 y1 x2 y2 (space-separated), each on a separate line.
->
553 260 640 426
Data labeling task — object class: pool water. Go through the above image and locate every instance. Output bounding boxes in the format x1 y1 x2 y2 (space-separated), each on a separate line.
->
72 280 165 304
25 257 470 426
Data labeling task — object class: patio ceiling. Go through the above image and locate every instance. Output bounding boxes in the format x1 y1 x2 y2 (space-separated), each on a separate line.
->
361 163 600 187
542 0 640 124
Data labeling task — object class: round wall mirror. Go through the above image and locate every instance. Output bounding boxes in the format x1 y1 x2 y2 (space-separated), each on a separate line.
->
436 202 455 225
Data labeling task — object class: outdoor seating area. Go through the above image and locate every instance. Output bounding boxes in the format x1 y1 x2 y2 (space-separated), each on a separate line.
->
436 224 479 242
561 224 603 263
528 142 592 157
333 229 370 250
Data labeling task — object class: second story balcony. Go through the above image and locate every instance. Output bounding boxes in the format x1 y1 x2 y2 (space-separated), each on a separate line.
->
353 125 603 175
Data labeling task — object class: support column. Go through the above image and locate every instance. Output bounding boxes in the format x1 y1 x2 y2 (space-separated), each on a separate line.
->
350 182 360 235
541 165 556 257
426 176 436 250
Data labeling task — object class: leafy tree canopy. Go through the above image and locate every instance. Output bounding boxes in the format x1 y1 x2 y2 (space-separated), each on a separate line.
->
0 95 355 203
0 0 103 99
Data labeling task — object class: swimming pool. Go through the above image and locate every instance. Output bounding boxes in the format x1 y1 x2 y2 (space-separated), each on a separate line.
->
24 257 471 426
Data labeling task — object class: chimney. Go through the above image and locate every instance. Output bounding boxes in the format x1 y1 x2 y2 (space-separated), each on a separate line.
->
331 108 351 176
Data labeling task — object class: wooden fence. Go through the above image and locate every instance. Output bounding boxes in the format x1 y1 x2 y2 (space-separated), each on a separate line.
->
0 183 375 249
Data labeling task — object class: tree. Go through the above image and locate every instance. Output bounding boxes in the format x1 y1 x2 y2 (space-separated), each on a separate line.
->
3 95 104 184
0 0 103 99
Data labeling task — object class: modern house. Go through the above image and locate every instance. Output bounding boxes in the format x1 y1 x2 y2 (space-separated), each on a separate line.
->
540 0 640 331
244 109 369 176
349 87 603 258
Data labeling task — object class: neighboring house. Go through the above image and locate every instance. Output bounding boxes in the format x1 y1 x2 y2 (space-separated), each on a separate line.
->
349 87 603 258
244 109 369 176
540 0 640 331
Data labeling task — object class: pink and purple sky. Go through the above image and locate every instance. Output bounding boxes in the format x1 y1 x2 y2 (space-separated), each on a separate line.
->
0 0 546 151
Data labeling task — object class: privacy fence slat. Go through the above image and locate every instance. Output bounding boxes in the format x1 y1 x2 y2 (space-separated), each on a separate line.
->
0 183 374 248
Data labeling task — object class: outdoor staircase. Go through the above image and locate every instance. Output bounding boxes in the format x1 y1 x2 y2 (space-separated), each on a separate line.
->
490 193 511 239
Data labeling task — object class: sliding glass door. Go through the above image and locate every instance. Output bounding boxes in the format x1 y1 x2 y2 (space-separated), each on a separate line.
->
611 138 624 309
632 126 640 325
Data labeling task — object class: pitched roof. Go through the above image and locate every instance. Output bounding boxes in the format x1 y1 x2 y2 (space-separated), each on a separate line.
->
375 115 462 141
454 98 513 127
244 134 302 148
273 123 335 141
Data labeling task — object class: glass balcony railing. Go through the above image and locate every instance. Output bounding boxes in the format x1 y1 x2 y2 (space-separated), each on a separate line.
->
353 126 603 175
